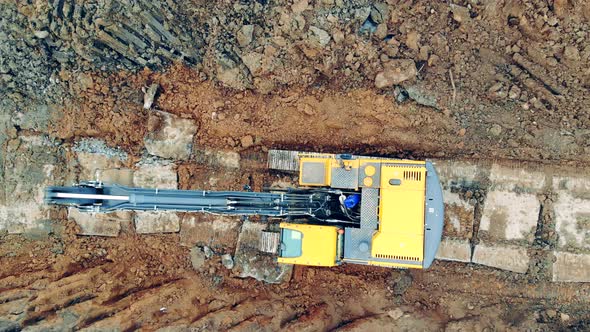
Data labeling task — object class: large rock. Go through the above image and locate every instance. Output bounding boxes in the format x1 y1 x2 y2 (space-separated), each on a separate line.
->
374 59 417 88
552 251 590 282
241 52 264 76
77 152 126 180
216 58 251 91
190 247 207 271
234 221 292 283
472 243 530 273
144 111 197 160
309 26 331 47
435 238 471 263
236 25 254 47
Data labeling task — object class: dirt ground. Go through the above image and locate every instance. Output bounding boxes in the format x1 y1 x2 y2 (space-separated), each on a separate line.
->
2 0 590 330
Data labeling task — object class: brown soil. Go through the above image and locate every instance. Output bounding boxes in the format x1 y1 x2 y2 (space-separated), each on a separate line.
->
3 0 590 330
52 62 590 165
2 216 590 330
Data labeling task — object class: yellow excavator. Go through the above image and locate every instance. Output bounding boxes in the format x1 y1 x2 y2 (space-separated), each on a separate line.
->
46 150 444 269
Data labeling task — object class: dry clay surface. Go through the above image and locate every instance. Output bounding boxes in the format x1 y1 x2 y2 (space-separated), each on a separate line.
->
1 0 590 331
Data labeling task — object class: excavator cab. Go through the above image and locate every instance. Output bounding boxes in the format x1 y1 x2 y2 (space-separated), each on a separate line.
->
277 223 341 267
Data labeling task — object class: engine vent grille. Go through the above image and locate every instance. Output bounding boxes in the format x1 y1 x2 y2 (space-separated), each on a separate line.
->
375 253 420 261
403 170 422 181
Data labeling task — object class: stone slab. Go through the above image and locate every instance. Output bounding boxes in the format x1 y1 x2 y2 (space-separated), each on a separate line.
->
180 214 241 249
488 163 546 191
69 208 126 237
472 243 530 273
144 111 197 160
552 175 590 194
97 168 134 186
194 149 241 169
553 176 590 250
2 135 64 234
134 159 177 189
234 221 292 284
134 211 180 234
552 251 590 282
479 190 539 242
443 190 475 239
76 152 126 181
434 160 482 186
435 238 472 262
3 201 51 235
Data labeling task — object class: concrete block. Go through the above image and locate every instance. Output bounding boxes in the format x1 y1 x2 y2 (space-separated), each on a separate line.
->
3 201 51 235
76 152 126 180
69 208 126 237
552 251 590 282
134 159 177 189
194 149 241 169
97 168 134 186
2 135 64 234
74 139 129 183
134 211 180 233
479 190 539 242
552 175 590 193
180 214 240 248
553 176 590 250
435 238 471 263
472 243 530 273
443 190 475 239
489 163 546 191
554 191 590 250
234 221 292 284
144 111 197 160
434 159 482 188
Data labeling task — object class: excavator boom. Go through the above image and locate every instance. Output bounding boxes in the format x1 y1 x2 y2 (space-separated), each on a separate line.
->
46 182 345 219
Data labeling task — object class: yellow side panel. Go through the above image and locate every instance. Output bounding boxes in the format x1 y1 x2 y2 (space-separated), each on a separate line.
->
277 223 339 267
371 165 426 263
